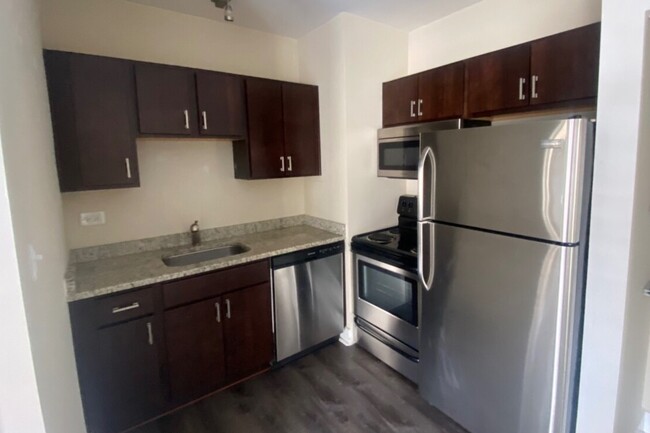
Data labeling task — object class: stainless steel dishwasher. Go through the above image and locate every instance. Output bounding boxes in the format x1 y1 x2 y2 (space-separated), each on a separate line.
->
272 241 344 362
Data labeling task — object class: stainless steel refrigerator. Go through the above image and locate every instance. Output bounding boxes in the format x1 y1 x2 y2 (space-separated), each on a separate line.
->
417 117 594 433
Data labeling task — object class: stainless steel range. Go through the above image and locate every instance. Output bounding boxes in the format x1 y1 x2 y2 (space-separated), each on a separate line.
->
352 195 419 382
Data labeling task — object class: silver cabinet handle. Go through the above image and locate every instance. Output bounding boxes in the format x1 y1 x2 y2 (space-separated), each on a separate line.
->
518 77 526 101
215 302 221 323
418 99 423 116
531 75 539 99
125 158 132 179
183 109 190 129
226 299 231 319
280 156 285 172
112 302 140 314
146 322 154 346
287 156 292 172
410 100 416 118
202 111 208 130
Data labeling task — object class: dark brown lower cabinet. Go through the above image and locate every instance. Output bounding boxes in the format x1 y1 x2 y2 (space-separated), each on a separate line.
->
69 286 165 433
163 283 274 403
223 283 274 382
70 261 274 433
164 297 226 404
90 317 165 433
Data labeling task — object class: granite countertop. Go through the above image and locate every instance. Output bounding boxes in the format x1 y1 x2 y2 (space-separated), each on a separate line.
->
66 224 344 302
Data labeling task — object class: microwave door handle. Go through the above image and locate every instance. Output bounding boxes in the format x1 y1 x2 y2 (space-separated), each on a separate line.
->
418 146 436 221
418 222 435 291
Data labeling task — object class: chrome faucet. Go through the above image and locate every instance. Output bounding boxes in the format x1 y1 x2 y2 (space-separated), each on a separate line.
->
190 220 201 247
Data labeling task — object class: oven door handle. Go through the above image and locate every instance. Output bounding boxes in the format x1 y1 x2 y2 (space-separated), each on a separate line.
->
355 317 419 363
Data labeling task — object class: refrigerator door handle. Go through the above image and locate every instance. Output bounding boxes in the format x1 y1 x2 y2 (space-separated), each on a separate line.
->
418 146 436 221
417 221 435 291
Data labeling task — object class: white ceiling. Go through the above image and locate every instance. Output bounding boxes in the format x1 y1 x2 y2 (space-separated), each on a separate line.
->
127 0 481 38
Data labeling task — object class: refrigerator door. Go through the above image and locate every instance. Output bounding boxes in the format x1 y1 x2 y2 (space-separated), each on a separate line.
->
419 223 578 433
419 118 593 244
417 221 435 291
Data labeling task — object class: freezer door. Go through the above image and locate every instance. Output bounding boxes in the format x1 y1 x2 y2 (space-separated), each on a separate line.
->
420 118 593 243
419 223 579 433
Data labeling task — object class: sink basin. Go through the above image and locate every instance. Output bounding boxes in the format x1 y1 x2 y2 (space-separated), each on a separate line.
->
162 243 250 267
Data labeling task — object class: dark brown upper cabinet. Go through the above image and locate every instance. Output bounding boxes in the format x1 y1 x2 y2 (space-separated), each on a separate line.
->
384 23 600 122
45 50 321 184
234 78 321 179
466 23 600 116
134 63 198 136
466 44 531 116
418 62 465 122
195 71 247 137
282 82 321 177
44 51 140 192
382 75 419 127
382 62 465 127
529 23 600 106
135 65 247 138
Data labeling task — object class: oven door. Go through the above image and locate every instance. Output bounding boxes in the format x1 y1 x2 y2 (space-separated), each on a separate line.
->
354 253 419 349
377 137 419 179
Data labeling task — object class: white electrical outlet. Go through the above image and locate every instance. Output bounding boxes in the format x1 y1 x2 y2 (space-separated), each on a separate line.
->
80 211 106 226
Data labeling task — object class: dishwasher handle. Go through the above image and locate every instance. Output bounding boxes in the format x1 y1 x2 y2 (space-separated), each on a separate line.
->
272 241 344 269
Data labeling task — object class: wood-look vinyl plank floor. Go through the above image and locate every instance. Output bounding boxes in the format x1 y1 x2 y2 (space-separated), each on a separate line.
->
132 343 467 433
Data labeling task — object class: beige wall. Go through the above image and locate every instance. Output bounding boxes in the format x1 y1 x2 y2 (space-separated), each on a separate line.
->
0 0 85 432
408 0 601 74
41 0 306 249
64 140 306 248
299 13 409 334
40 0 299 80
299 18 348 225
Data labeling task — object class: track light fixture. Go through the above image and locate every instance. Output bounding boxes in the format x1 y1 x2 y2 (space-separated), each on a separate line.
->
210 0 234 23
224 0 233 22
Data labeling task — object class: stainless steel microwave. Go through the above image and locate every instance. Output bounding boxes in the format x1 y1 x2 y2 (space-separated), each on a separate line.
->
377 119 490 179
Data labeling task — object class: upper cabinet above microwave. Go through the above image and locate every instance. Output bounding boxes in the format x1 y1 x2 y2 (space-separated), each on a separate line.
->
43 50 322 191
382 22 601 126
383 62 464 127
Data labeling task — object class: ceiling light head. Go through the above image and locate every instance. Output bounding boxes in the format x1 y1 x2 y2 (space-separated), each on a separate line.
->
224 0 234 22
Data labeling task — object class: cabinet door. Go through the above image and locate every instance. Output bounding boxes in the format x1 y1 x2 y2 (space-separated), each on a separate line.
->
417 62 465 122
196 71 247 138
88 317 164 433
466 44 531 115
164 297 226 404
223 283 274 382
530 23 600 106
242 78 286 178
282 82 321 177
135 63 198 135
382 75 419 127
44 51 139 192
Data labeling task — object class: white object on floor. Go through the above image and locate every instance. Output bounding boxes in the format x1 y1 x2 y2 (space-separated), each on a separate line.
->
638 412 650 432
339 326 357 346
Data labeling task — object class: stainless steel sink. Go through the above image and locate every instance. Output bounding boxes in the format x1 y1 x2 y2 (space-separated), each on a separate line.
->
162 243 250 267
